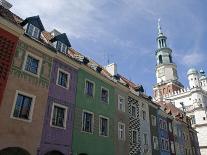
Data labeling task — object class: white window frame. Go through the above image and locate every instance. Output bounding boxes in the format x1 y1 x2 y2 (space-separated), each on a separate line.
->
153 136 159 150
118 122 125 141
82 110 94 134
27 24 40 39
170 141 175 153
169 122 172 132
143 133 148 145
56 68 70 89
10 90 36 123
142 110 146 120
84 79 95 97
99 115 109 137
132 129 138 143
151 115 156 126
118 95 125 112
22 51 42 77
57 41 68 54
50 102 68 129
131 104 137 118
100 86 109 104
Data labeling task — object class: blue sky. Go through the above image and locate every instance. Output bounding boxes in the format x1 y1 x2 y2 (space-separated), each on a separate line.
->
8 0 207 95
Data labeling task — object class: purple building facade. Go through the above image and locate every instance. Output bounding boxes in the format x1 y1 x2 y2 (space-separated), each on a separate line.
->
38 58 77 155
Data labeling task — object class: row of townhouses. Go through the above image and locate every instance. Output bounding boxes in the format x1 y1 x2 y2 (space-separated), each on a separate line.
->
0 1 201 155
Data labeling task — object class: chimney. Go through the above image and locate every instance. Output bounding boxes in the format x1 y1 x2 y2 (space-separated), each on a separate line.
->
0 0 12 9
50 29 61 37
105 63 117 76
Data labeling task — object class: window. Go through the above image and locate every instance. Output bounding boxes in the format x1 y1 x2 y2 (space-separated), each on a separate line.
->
82 111 93 133
56 41 68 53
118 95 125 112
11 91 35 121
99 116 109 137
56 68 70 89
161 138 165 150
101 87 109 103
85 80 94 97
190 115 196 124
118 122 125 140
203 117 206 120
27 24 40 39
165 139 169 151
169 122 172 132
153 136 159 150
131 105 137 118
143 133 148 145
51 103 68 129
23 52 42 76
142 110 146 120
132 130 138 143
151 115 156 126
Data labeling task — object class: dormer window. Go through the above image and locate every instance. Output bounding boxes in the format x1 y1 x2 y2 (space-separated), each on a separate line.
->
27 24 40 39
56 41 67 54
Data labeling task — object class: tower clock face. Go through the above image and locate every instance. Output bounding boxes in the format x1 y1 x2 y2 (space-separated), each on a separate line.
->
157 68 164 77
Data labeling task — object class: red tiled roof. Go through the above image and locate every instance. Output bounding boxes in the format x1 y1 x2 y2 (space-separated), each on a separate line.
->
0 6 22 27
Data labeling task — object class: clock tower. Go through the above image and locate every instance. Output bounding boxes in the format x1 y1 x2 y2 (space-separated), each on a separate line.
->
153 19 183 101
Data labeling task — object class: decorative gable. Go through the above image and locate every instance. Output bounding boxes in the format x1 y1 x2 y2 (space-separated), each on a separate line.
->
50 33 71 54
21 15 45 39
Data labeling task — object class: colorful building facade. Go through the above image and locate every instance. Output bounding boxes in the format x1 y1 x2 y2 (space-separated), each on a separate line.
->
72 68 115 155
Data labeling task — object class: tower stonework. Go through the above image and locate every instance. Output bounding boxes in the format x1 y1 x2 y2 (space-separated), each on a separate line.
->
153 20 183 101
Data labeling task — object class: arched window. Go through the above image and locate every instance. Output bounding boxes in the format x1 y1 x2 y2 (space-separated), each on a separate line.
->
169 55 172 63
159 55 163 64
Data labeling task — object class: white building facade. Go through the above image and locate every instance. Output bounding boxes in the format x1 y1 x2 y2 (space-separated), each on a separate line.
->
153 20 205 154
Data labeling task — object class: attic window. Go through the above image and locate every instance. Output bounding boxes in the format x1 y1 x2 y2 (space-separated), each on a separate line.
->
57 41 67 54
27 24 40 39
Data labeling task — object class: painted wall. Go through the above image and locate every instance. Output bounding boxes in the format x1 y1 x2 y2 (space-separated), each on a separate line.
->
72 68 115 155
0 41 52 155
149 105 160 155
0 27 18 105
139 97 152 155
128 95 141 155
158 111 170 155
39 58 78 155
114 88 129 155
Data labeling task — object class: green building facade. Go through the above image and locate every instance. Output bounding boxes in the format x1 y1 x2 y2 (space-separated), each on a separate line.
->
72 68 115 155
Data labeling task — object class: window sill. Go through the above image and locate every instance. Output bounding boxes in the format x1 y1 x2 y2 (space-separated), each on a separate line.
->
50 124 66 130
56 83 69 90
23 70 40 78
10 116 32 123
81 130 93 134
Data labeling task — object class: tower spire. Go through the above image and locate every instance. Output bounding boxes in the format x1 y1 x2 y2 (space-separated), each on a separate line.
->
158 18 162 35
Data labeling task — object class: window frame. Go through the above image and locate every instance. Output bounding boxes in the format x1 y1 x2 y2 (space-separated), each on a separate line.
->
56 41 68 54
84 79 95 97
131 104 137 118
100 86 109 104
118 122 125 141
22 52 42 77
153 136 159 150
82 110 94 134
26 23 40 39
132 129 138 144
10 90 36 123
50 102 68 129
142 110 146 120
118 95 125 112
99 115 109 137
151 115 157 126
143 133 148 145
56 68 70 89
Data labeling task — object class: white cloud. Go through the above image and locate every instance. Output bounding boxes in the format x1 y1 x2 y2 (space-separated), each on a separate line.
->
182 52 205 66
